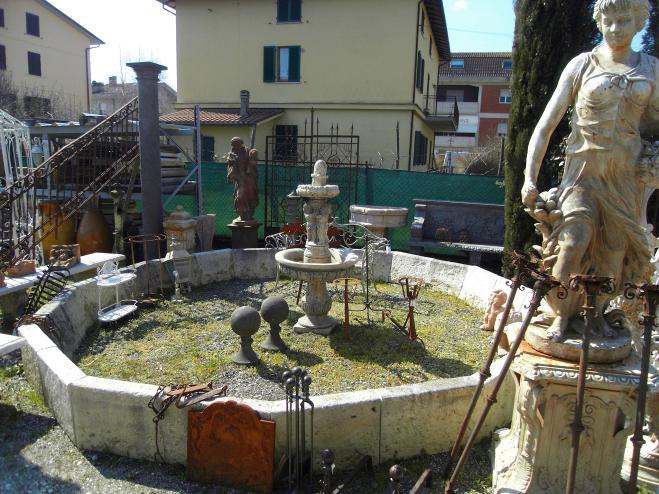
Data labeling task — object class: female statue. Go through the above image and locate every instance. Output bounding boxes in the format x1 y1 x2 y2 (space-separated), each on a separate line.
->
522 0 658 341
227 137 259 224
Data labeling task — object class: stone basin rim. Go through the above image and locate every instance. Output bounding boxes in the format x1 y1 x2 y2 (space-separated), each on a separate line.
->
275 247 357 272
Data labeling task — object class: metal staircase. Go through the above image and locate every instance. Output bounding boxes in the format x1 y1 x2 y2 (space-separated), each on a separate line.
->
0 98 140 269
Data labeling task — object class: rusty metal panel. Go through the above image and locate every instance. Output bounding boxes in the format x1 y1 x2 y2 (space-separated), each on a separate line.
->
187 400 275 492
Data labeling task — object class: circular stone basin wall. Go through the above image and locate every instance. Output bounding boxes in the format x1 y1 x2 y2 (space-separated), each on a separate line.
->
18 248 526 469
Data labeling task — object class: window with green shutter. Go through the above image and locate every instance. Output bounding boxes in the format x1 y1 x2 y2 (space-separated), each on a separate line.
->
264 45 301 83
277 0 301 22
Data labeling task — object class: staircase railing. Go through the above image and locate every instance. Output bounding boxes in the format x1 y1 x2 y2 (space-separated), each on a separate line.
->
0 98 140 269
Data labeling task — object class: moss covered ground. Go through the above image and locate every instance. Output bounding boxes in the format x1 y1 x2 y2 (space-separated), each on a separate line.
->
76 279 490 397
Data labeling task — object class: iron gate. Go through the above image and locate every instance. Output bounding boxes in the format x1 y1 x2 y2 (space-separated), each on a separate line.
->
264 129 361 233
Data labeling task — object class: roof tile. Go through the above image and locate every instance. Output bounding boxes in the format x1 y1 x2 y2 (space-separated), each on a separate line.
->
439 52 513 80
159 108 284 126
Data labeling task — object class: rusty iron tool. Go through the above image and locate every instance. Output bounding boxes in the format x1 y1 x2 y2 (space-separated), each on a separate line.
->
622 283 659 494
443 250 539 480
332 277 361 339
398 277 423 340
409 468 433 493
444 268 564 493
564 274 614 494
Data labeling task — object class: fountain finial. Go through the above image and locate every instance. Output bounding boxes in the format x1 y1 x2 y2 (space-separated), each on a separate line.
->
311 160 328 187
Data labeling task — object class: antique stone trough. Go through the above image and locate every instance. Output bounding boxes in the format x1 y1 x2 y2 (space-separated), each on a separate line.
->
18 248 527 469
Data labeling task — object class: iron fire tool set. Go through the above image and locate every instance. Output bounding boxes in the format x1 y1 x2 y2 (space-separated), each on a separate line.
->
441 249 658 494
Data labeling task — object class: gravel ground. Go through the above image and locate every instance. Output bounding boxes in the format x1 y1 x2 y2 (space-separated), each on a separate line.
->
74 279 488 401
1 352 493 494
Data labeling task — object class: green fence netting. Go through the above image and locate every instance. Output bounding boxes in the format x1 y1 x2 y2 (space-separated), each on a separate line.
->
164 163 504 251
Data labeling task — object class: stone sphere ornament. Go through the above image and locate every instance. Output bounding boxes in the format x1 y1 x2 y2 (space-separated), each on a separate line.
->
230 306 261 365
260 296 289 352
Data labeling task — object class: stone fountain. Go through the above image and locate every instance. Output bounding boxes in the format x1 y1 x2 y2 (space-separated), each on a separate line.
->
275 160 357 335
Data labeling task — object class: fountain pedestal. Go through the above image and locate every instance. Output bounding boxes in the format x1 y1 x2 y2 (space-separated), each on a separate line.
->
492 343 651 493
274 160 356 336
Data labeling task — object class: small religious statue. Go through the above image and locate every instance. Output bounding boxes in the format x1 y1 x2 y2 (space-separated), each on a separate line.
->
521 0 658 344
227 137 259 224
480 289 507 331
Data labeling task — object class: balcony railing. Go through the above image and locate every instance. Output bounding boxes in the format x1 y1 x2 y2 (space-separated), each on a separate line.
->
423 95 459 131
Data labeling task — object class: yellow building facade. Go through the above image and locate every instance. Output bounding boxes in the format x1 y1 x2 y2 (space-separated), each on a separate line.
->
160 0 456 170
0 0 102 119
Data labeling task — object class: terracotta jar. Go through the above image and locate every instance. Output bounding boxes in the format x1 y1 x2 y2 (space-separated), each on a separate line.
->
76 209 113 255
39 201 76 260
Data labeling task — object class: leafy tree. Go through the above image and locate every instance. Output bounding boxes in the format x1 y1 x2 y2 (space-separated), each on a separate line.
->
502 0 599 276
642 0 657 57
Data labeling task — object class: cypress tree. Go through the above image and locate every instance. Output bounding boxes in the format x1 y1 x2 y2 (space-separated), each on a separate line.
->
642 0 657 57
502 0 598 276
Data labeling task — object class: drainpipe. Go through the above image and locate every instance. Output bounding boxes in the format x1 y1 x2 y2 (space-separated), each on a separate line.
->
84 44 101 113
408 0 423 170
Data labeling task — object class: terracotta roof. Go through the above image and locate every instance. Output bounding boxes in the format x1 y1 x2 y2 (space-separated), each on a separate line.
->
159 108 284 126
439 52 513 81
156 0 451 61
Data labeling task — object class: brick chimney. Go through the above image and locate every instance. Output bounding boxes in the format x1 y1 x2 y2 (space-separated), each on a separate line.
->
109 76 117 87
240 90 250 118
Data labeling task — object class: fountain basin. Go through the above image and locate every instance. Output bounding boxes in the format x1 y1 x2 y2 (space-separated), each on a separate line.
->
296 184 339 199
275 248 357 335
275 248 356 282
349 204 408 236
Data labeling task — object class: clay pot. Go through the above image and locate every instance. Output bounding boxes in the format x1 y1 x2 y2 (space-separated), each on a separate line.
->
76 209 113 255
39 201 76 260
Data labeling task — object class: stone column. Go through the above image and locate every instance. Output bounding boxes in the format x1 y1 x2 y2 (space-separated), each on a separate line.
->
127 62 167 244
491 345 651 493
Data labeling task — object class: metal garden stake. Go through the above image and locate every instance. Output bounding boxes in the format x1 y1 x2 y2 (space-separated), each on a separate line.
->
564 274 614 494
623 283 659 494
443 250 538 479
444 268 563 494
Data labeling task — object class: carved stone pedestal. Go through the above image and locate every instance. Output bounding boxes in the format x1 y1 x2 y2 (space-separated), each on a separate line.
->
492 343 648 494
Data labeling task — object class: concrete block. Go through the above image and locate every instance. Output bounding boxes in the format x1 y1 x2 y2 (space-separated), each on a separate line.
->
18 323 55 396
267 390 382 469
70 376 187 464
379 359 514 462
370 251 394 283
232 249 277 279
192 249 233 286
389 252 433 282
36 346 85 441
459 265 500 310
428 259 468 296
0 333 24 356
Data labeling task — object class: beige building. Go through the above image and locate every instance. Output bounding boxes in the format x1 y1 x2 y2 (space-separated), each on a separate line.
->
158 0 456 169
0 0 102 120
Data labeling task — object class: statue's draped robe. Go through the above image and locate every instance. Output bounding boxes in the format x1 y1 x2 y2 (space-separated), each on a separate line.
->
544 51 658 315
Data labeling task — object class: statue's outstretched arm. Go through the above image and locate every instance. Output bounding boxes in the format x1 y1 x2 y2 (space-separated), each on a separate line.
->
521 56 581 207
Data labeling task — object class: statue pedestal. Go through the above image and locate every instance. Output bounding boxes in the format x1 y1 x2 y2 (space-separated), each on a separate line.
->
492 343 650 494
228 222 259 249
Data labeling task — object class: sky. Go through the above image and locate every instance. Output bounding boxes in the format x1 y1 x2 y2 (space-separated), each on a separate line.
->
47 0 647 92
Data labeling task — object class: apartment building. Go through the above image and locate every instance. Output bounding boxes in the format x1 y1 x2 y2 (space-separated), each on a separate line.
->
157 0 457 170
434 52 512 168
0 0 103 119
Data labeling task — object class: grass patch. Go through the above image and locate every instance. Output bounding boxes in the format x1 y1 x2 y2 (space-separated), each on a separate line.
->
76 279 490 397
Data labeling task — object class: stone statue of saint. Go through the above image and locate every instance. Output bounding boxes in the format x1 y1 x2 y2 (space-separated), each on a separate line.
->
227 137 259 224
521 0 658 342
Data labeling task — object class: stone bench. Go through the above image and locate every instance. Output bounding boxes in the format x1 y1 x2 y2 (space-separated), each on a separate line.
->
408 199 504 265
0 252 125 322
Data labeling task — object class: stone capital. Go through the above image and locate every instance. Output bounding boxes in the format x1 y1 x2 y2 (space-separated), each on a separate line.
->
127 61 168 80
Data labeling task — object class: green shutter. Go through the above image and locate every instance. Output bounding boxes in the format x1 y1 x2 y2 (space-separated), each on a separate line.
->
277 0 287 22
263 46 276 82
291 0 301 21
289 45 301 82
